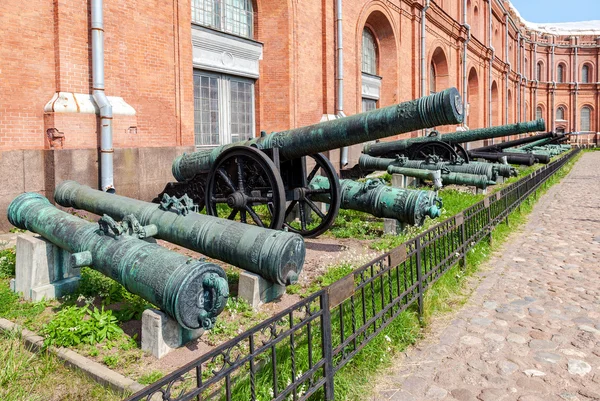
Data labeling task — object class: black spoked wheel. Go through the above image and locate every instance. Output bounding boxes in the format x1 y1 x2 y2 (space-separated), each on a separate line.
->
205 146 286 229
409 142 460 162
453 143 470 163
283 153 341 238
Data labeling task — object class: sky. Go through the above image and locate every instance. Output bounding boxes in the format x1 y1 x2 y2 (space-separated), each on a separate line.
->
509 0 600 23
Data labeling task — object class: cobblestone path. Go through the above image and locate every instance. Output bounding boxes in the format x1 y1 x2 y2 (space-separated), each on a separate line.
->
372 152 600 401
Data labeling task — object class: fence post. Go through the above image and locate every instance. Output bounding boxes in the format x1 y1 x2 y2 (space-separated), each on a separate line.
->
415 237 424 319
320 291 335 400
457 214 467 270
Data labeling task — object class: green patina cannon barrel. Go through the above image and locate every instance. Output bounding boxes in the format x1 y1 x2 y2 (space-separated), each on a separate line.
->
172 88 464 181
55 181 305 286
467 150 536 166
8 193 229 330
363 119 546 157
387 166 496 189
516 137 555 150
509 148 553 160
383 166 444 190
308 177 442 226
471 131 558 153
359 154 500 180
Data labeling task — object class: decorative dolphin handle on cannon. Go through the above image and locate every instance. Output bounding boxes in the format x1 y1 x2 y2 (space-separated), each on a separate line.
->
8 193 229 330
362 119 546 162
159 88 464 237
55 181 305 286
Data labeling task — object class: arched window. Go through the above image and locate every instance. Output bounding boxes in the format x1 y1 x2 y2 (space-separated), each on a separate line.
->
524 58 528 78
536 106 543 120
362 28 378 75
557 63 565 83
582 64 590 83
581 106 592 131
537 62 543 81
192 0 254 38
430 62 436 95
556 106 565 121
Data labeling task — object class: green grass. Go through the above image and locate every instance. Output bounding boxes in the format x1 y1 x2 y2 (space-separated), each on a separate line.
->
0 329 125 401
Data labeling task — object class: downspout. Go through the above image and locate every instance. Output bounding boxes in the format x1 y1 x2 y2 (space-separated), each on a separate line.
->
517 33 521 123
91 0 114 193
337 0 348 168
551 43 556 132
421 0 431 99
462 0 470 129
504 13 509 124
488 0 493 130
531 40 543 119
574 40 578 132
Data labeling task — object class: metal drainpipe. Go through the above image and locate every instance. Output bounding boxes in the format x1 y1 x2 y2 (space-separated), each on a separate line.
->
504 13 509 124
91 0 114 193
551 43 555 132
421 0 431 98
488 0 493 130
517 34 521 123
337 0 349 168
463 0 470 129
574 41 578 131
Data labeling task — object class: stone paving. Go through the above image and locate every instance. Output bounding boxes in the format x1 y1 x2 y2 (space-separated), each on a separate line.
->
372 152 600 401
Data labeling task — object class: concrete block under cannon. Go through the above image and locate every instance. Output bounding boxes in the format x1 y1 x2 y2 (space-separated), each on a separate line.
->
8 193 229 330
362 119 546 161
308 177 442 227
54 181 305 286
160 88 464 238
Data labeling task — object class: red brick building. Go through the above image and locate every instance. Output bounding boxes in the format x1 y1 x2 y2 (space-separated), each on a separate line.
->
0 0 598 229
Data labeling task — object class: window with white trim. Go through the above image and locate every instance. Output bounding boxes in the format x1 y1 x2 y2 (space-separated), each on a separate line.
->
556 106 565 121
536 106 543 120
581 106 592 131
193 70 255 147
362 99 377 113
362 29 377 75
192 0 253 39
537 62 543 81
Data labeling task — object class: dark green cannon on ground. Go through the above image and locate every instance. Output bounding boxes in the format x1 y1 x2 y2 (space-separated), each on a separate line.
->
158 88 464 237
8 193 229 330
55 181 305 286
467 150 538 165
308 176 442 226
362 119 546 162
385 165 496 190
358 154 517 181
470 131 562 153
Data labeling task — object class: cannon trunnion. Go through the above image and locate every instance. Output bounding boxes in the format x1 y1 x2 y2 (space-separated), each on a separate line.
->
158 88 464 237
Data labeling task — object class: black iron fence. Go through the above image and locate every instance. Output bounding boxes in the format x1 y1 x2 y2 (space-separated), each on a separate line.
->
127 149 579 401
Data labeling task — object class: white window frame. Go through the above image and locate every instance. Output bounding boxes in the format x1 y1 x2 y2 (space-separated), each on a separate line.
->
581 106 592 132
193 70 256 148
